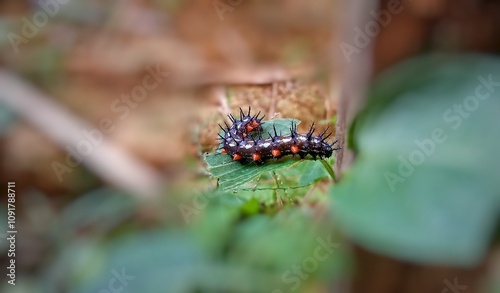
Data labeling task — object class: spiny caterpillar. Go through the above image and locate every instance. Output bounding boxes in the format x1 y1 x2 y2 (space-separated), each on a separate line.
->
218 107 340 163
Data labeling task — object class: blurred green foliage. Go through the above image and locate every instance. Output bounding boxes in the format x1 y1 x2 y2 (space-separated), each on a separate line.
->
2 187 349 293
332 53 500 266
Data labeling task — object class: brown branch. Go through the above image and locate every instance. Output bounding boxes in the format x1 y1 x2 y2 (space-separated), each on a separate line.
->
0 70 163 198
333 0 378 178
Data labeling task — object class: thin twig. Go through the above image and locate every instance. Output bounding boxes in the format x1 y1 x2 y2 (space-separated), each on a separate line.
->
0 70 163 198
320 159 338 184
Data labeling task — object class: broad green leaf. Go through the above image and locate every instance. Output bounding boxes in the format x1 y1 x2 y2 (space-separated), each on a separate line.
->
205 151 303 191
331 54 500 266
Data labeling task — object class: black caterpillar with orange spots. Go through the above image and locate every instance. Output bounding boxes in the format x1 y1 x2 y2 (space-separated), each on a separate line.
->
218 107 340 163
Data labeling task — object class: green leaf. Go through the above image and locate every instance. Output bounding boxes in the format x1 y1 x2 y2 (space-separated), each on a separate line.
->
205 119 333 192
331 53 500 266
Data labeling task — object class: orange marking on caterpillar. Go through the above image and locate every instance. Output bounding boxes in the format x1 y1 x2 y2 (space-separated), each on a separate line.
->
220 148 227 154
233 153 242 161
252 153 261 161
271 148 281 157
290 145 299 154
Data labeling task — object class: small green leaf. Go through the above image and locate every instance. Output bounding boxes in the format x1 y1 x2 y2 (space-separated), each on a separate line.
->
240 198 261 216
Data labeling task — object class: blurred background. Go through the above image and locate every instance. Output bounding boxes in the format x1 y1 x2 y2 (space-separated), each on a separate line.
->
0 0 500 292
